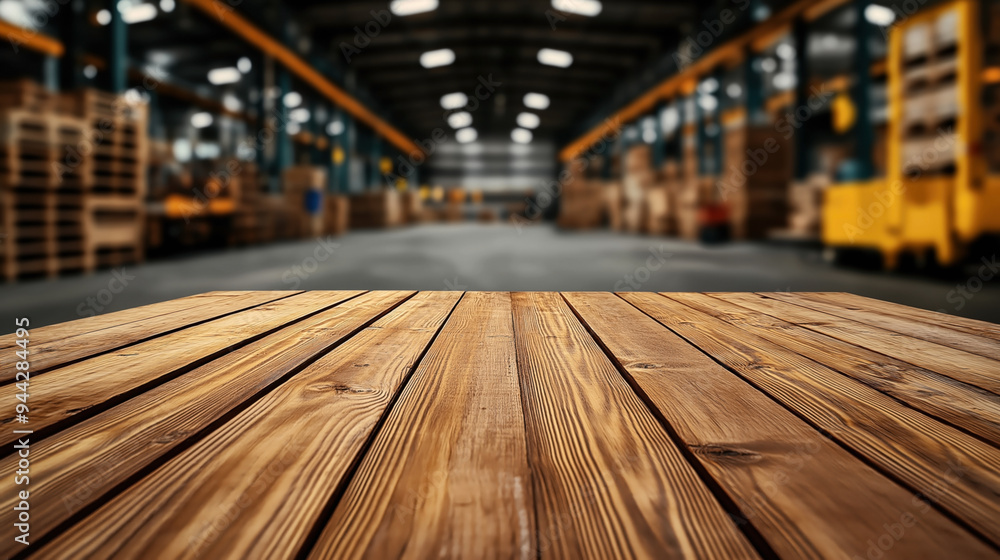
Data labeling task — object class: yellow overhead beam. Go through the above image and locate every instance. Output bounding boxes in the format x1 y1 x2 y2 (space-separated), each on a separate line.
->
179 0 420 158
559 0 853 162
0 20 63 57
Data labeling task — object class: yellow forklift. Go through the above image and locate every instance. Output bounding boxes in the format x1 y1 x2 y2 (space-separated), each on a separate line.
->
823 0 1000 268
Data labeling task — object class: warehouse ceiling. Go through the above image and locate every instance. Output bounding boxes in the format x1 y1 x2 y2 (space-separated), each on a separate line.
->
96 0 738 143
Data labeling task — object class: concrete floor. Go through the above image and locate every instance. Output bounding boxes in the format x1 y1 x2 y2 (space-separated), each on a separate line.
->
3 223 999 329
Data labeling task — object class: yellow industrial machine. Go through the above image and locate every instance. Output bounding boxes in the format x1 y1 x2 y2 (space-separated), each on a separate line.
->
823 0 1000 268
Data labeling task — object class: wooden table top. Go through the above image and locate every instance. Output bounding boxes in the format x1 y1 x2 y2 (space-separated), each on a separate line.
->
3 291 1000 559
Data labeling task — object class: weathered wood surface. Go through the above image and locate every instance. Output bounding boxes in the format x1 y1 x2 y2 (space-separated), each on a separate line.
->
6 292 998 560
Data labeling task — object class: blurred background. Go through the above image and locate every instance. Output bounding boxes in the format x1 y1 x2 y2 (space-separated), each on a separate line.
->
1 0 999 328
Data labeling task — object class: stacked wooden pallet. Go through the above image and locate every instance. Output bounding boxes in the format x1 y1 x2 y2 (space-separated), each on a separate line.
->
60 87 147 271
350 190 402 228
557 180 605 229
899 11 960 176
324 195 349 236
675 129 707 240
0 114 90 278
1 81 92 279
786 174 831 237
721 125 792 239
400 190 423 224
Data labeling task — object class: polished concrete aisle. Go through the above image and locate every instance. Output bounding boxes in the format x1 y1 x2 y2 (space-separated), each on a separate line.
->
2 223 998 328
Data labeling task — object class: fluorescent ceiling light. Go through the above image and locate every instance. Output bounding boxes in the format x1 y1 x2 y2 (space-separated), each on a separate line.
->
290 107 310 123
516 112 540 129
159 0 174 12
776 43 796 60
190 112 213 128
523 92 550 110
511 128 533 144
83 65 98 79
117 2 157 24
222 94 242 112
773 72 796 90
697 95 718 112
390 0 438 16
286 122 301 135
96 9 112 25
420 48 455 69
864 4 896 26
642 128 656 144
207 67 241 85
327 119 344 136
727 83 742 98
237 57 252 73
551 0 601 16
455 127 477 144
447 111 472 128
283 91 302 108
0 0 34 28
697 77 718 94
660 106 679 134
537 48 573 68
760 57 777 73
194 142 220 159
440 92 468 110
173 138 191 162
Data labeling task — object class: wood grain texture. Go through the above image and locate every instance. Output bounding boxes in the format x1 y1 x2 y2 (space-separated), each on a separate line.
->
0 291 300 380
571 291 998 559
630 292 1000 546
0 291 413 558
310 291 535 560
724 293 1000 396
511 291 759 560
811 292 1000 342
685 293 1000 447
766 292 1000 359
30 291 462 560
0 291 363 449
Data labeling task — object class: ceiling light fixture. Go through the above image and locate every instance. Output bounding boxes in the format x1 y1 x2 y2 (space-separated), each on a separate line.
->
537 48 573 68
420 48 455 68
447 111 472 128
523 92 550 110
440 92 468 110
516 112 540 129
511 128 533 144
455 127 478 143
389 0 438 16
207 67 241 85
551 0 601 16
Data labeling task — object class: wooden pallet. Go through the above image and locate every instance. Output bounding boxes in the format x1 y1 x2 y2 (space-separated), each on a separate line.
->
82 195 144 271
2 291 998 558
0 79 59 113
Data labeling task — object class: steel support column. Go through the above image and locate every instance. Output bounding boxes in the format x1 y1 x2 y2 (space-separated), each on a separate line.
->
851 0 875 179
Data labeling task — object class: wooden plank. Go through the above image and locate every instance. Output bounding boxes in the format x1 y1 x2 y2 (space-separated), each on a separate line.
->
309 292 535 559
812 292 1000 342
32 291 461 559
0 290 301 380
627 292 1000 547
727 293 1000 397
510 291 759 559
0 290 414 558
682 292 1000 447
570 292 997 559
0 291 363 449
766 292 1000 359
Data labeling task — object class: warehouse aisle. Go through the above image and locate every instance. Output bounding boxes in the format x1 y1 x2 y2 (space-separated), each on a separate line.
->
2 223 997 328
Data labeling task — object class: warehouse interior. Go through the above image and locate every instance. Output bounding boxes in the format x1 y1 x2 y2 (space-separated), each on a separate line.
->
1 0 1000 326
